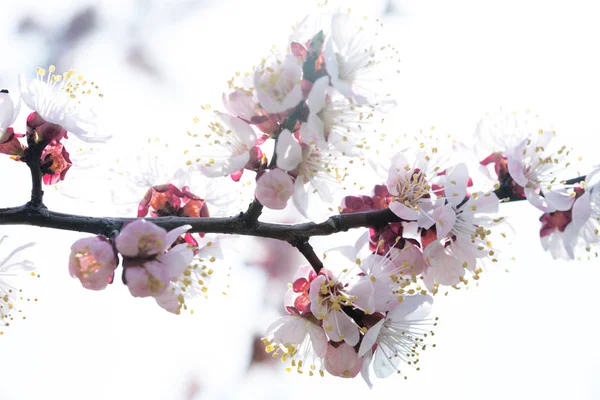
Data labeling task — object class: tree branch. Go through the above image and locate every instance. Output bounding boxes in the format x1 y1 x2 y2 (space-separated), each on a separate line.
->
23 136 45 208
289 239 324 273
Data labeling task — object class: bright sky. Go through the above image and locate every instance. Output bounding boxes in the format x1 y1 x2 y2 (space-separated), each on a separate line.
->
1 0 599 399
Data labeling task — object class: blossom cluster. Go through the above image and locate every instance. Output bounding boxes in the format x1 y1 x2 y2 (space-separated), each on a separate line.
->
475 110 599 259
263 250 436 385
69 218 220 314
185 11 397 219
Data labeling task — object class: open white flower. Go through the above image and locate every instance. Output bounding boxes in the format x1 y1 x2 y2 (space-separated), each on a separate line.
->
275 129 341 219
19 66 109 142
254 54 303 114
507 130 576 212
194 111 257 178
358 294 434 383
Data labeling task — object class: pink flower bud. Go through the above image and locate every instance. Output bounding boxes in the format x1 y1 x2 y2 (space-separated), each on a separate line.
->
115 219 168 258
255 169 294 210
324 342 363 378
69 236 118 290
0 128 25 157
40 141 72 185
26 112 68 144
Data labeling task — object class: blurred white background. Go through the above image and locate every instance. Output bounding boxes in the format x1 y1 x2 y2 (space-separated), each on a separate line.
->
1 0 600 399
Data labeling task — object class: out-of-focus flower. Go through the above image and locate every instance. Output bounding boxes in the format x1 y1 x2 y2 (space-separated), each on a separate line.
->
0 236 36 334
19 66 109 142
0 90 20 142
507 130 576 212
358 294 434 385
68 236 117 290
255 168 294 210
324 13 397 105
40 141 72 185
254 54 303 114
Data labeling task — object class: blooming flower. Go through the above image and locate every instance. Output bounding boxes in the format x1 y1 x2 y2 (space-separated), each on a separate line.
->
507 130 576 212
275 129 341 219
0 90 20 142
19 66 109 142
263 310 328 376
254 54 303 114
386 151 463 228
194 111 259 178
0 236 36 334
68 236 118 290
358 294 434 383
40 141 72 185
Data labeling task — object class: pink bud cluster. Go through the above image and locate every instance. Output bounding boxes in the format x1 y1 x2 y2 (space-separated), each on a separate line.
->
69 220 196 314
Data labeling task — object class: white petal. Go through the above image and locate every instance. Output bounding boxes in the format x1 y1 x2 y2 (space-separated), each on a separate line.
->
157 243 194 279
387 294 433 322
276 129 303 171
358 319 384 357
373 344 399 379
164 225 192 250
219 112 257 148
389 202 419 220
360 349 374 389
434 205 456 239
307 322 328 358
444 163 469 206
507 142 529 186
306 76 329 114
544 188 575 212
299 113 326 148
273 315 308 345
326 309 359 346
0 93 16 128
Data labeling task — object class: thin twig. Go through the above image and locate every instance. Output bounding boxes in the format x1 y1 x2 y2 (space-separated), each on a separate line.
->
289 239 324 273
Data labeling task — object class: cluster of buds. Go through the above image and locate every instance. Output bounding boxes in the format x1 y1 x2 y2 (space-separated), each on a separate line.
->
68 180 225 313
69 219 211 314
